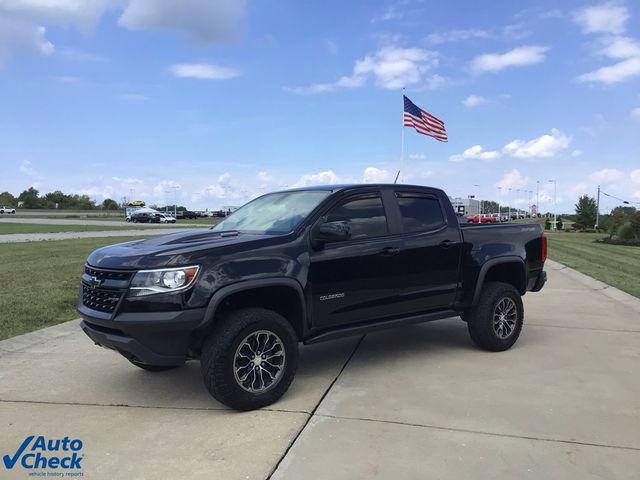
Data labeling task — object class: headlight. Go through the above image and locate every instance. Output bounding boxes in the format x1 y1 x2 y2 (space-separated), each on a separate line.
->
129 266 199 297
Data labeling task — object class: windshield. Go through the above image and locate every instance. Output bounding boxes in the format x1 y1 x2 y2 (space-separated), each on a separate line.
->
211 190 331 235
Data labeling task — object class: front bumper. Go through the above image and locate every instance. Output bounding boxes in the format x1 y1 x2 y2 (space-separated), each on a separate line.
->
77 304 206 365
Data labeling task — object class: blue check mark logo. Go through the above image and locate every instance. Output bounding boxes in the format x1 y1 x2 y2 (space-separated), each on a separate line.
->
3 435 34 469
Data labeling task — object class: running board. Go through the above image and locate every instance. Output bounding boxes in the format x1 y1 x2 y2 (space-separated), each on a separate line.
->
303 309 459 345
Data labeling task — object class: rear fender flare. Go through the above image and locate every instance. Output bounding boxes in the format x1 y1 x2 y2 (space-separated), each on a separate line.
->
471 256 526 306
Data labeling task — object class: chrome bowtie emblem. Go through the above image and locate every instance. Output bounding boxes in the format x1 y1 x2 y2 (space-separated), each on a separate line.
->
87 275 103 288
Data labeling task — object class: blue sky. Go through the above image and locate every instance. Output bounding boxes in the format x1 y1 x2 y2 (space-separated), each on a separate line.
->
1 0 639 213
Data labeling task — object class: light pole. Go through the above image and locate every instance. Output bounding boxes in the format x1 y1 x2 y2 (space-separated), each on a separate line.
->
516 189 521 218
166 186 180 218
508 188 512 221
548 180 557 230
497 186 502 220
536 181 540 217
596 185 600 229
473 184 481 217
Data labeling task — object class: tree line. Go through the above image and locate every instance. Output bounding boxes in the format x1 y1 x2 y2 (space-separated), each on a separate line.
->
0 187 121 210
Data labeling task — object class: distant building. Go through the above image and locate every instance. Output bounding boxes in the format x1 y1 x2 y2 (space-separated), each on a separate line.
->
449 197 480 217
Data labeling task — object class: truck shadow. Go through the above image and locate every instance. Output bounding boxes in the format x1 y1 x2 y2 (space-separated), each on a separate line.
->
107 317 543 410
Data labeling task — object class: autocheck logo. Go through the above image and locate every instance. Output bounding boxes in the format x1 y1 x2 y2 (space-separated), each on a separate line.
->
3 435 84 472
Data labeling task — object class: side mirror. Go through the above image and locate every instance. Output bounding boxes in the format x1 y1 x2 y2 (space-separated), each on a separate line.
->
314 221 351 244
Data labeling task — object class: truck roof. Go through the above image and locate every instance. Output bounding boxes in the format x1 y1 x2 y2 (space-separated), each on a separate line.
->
280 183 443 193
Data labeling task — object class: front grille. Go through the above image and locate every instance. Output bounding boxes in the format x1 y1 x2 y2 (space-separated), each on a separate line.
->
82 265 133 314
85 265 133 281
82 284 123 313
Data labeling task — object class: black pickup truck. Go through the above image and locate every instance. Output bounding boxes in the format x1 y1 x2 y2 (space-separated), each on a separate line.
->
77 184 547 410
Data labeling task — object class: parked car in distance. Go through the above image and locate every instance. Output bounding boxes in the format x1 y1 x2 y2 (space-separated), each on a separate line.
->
127 200 146 207
467 214 498 223
0 206 16 214
157 213 176 224
78 183 547 411
130 211 160 223
183 211 198 219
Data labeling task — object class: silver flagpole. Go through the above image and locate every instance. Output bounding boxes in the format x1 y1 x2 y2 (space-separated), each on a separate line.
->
401 88 405 184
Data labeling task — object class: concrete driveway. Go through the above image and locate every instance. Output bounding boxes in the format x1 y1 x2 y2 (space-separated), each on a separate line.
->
1 261 639 479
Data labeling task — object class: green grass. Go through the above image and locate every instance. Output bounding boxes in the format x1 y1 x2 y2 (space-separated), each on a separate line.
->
0 237 140 340
547 231 640 298
0 222 167 234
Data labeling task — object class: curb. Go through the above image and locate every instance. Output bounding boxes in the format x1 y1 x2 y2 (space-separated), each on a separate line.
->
546 259 640 314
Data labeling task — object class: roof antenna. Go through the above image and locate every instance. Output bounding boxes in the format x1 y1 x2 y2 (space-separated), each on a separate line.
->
394 170 400 184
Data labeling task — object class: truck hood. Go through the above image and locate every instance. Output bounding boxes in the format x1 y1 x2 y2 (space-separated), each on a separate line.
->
86 229 278 270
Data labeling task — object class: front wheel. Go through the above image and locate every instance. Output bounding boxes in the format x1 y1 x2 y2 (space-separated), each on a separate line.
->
200 308 299 411
466 282 523 352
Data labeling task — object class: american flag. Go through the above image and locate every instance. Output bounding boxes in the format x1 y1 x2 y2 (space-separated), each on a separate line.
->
403 95 448 142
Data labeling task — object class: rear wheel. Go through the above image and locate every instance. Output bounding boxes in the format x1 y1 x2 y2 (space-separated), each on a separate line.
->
200 307 298 411
466 282 523 351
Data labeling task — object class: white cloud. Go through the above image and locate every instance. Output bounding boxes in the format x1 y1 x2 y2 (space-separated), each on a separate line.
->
218 172 231 183
597 36 640 59
258 171 273 182
118 0 245 43
574 2 629 35
0 0 246 65
449 145 500 162
426 28 490 44
631 107 640 120
589 168 622 183
462 95 486 107
290 46 439 93
0 0 112 33
577 57 640 84
168 63 240 80
470 45 549 74
495 169 528 190
630 169 640 185
152 180 181 197
571 149 583 157
502 128 571 158
373 0 408 22
363 167 394 183
408 153 425 160
19 160 41 179
0 17 54 65
292 170 341 188
422 74 447 90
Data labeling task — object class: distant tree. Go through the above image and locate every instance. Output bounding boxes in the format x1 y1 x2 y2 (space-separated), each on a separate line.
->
0 191 16 206
18 187 42 209
42 190 70 209
101 198 119 210
574 195 598 228
609 208 627 239
630 212 640 240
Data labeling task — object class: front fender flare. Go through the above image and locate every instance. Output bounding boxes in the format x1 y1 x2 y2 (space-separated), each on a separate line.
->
200 277 307 330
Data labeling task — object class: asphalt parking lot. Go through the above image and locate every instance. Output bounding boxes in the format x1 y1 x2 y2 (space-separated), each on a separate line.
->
1 260 638 479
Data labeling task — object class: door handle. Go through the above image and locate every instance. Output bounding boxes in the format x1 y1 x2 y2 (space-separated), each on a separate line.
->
379 246 400 256
439 240 456 249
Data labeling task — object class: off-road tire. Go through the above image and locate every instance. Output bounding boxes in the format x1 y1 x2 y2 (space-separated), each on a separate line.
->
200 307 299 411
467 281 523 352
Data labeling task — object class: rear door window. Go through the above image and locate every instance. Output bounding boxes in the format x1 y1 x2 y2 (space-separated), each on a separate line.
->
395 193 446 233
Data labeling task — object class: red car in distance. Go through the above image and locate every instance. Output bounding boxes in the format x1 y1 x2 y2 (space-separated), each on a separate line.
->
466 214 498 223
